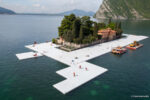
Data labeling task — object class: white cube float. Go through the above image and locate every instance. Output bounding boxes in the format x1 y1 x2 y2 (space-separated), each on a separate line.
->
16 52 43 60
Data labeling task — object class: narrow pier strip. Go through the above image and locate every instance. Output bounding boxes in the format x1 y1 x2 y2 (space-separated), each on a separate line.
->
53 62 108 94
16 52 43 60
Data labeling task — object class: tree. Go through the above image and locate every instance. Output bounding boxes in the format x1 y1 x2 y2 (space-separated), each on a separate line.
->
118 22 122 29
116 29 123 38
72 18 81 38
93 22 99 37
73 38 81 44
107 22 115 30
81 16 93 28
114 22 118 30
98 23 106 29
66 30 74 42
52 38 57 43
108 18 112 24
65 14 76 22
58 14 76 36
58 26 64 36
79 25 84 40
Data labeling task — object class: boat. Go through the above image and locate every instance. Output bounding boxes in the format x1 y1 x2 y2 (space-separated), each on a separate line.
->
126 41 143 50
112 46 127 54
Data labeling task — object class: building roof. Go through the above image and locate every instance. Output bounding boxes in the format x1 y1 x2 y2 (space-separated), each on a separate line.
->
98 28 116 35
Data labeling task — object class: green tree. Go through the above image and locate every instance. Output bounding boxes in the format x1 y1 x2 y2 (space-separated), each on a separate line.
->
118 22 122 29
79 25 84 40
116 29 123 38
58 14 76 36
72 18 81 38
98 23 106 29
52 38 57 43
114 22 118 30
81 16 93 28
108 18 112 24
67 30 74 42
93 22 99 37
107 22 115 30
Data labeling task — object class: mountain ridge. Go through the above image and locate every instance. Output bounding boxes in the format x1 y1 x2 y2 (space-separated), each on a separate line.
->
58 9 95 16
95 0 150 20
0 7 15 14
18 9 95 16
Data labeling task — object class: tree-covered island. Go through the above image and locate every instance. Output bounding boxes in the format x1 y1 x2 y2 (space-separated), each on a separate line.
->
53 14 123 51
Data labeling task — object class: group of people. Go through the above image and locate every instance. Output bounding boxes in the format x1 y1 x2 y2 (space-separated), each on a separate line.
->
73 65 88 77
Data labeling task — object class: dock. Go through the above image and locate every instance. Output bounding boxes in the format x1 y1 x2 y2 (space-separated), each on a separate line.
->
53 62 108 94
16 52 43 60
16 34 148 94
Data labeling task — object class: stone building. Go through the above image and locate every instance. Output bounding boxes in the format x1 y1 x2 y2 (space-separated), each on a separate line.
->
98 28 116 41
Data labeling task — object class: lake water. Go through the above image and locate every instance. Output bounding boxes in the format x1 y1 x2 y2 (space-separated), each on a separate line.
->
0 15 150 100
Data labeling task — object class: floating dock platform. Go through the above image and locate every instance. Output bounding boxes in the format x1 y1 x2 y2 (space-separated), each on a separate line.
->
16 52 43 60
53 62 108 94
16 34 148 94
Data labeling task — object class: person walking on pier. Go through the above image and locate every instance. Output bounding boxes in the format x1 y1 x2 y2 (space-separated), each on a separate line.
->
73 72 76 77
85 67 88 71
33 53 37 57
79 65 82 69
33 41 37 47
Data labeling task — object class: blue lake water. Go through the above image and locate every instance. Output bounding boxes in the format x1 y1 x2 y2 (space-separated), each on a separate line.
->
0 15 150 100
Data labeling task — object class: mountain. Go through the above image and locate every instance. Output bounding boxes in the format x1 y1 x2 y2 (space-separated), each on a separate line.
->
95 0 150 20
0 7 15 14
18 9 95 16
59 9 95 16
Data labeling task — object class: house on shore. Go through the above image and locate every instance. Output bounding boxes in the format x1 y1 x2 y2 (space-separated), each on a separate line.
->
56 28 117 51
98 28 116 41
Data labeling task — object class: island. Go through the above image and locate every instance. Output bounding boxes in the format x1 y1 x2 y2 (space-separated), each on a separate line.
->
52 14 123 51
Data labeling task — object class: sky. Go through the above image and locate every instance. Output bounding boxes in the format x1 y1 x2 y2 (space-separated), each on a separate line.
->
0 0 103 13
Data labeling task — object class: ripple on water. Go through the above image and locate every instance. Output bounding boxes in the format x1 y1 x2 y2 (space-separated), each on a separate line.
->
90 90 98 96
3 88 10 92
103 84 110 89
5 76 16 85
93 81 100 85
26 97 33 100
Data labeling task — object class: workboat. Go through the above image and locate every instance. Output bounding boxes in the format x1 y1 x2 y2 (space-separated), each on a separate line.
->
126 41 143 50
112 46 127 54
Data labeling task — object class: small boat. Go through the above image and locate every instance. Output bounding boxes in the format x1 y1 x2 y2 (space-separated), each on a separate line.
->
112 46 127 55
126 41 143 50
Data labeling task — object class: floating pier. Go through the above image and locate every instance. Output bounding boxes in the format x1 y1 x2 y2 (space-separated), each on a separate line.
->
16 52 43 60
53 62 108 94
16 34 148 94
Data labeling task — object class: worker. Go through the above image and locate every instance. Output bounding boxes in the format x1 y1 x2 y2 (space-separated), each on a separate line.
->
85 67 88 71
33 41 37 47
73 72 75 77
34 53 37 57
79 65 82 69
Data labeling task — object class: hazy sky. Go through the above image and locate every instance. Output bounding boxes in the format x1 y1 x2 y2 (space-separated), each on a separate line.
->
0 0 103 13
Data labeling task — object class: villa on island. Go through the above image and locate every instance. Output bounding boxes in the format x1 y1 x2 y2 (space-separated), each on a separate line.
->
58 28 117 44
98 28 117 41
56 28 118 51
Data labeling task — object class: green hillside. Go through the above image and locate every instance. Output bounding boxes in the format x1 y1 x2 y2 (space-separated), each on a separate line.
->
95 0 150 19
